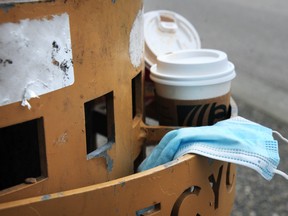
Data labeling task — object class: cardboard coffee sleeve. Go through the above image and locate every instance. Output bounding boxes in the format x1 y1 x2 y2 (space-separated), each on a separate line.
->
156 92 231 126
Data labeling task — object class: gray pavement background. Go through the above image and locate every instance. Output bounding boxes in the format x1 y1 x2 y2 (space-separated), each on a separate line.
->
233 97 288 216
144 0 288 215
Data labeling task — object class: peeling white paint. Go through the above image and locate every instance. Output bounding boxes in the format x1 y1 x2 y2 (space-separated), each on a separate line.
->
21 86 39 110
129 8 144 68
0 13 74 109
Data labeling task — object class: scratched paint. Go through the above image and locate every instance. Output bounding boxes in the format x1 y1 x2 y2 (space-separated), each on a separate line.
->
0 1 52 13
54 131 68 145
0 13 74 109
0 3 14 13
129 8 144 68
0 0 50 4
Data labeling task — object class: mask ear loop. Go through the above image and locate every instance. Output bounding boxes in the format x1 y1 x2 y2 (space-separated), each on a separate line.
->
273 130 288 180
273 130 288 143
274 169 288 180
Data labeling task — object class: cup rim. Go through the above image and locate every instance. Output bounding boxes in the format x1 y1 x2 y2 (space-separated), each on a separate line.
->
150 62 236 86
157 49 227 66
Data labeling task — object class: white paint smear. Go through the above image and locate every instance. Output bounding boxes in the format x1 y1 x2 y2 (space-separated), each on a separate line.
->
0 13 74 109
129 8 144 68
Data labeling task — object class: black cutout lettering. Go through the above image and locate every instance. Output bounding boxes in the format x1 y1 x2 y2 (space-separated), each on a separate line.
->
209 165 223 209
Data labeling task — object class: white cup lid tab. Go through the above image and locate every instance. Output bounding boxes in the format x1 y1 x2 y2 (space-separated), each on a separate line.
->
157 12 178 33
144 10 201 67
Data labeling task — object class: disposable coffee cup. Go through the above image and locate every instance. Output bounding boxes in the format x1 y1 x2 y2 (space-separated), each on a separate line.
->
150 49 236 126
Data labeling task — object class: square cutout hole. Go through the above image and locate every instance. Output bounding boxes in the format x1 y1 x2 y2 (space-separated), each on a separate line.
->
0 118 47 191
84 92 115 156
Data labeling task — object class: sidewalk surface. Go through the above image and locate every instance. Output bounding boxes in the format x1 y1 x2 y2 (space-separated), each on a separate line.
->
232 97 288 216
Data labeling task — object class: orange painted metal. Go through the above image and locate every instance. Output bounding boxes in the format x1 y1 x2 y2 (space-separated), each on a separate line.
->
0 0 236 215
0 154 236 215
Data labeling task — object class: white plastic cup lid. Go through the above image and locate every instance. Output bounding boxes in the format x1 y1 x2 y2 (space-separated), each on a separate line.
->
144 10 201 67
150 49 236 87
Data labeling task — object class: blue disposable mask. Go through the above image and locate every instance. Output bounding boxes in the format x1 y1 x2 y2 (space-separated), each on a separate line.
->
138 116 288 181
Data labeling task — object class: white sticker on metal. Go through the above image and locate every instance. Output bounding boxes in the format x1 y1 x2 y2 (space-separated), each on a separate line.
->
0 13 74 109
129 8 144 68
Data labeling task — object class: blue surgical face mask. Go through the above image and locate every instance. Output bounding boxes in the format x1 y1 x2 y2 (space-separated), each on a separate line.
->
138 116 288 181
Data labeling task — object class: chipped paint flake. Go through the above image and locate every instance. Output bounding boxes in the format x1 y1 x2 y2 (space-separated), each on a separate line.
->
0 13 74 109
119 181 126 187
129 8 144 68
87 141 114 172
21 80 45 109
41 194 51 201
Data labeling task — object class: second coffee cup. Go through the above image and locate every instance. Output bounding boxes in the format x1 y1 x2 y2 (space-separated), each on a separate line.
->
150 49 236 126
